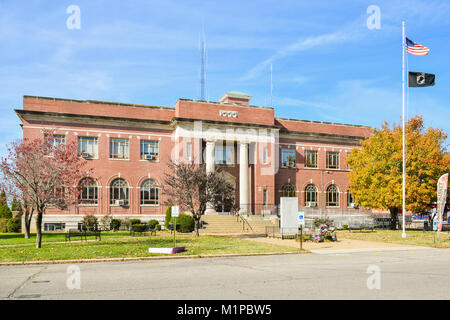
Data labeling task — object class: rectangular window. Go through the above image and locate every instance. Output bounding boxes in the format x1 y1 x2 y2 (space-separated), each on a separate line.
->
44 134 65 152
263 146 268 164
304 150 318 168
110 138 129 159
215 145 234 165
186 142 192 160
78 137 98 159
263 189 268 205
326 151 340 169
281 149 296 168
140 140 159 160
44 223 66 231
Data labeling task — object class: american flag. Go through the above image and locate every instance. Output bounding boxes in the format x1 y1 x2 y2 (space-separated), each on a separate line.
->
406 37 430 56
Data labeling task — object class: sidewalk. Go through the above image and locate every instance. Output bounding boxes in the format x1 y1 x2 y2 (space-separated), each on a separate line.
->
244 236 431 253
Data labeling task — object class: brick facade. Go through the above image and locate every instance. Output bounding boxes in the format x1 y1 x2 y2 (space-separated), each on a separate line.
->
16 92 371 230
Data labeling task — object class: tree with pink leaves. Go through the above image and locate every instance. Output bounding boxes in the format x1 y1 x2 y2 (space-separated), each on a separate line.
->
0 131 93 248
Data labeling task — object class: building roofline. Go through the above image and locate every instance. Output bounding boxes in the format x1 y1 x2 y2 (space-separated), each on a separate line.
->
23 95 174 110
276 117 372 129
178 98 274 110
15 109 172 126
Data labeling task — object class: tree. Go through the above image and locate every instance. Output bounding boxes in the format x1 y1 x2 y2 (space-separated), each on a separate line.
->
11 196 22 213
0 204 12 219
0 131 92 247
163 161 235 236
347 116 450 229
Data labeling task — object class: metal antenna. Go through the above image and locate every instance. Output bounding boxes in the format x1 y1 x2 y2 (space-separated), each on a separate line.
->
200 25 206 101
270 63 273 107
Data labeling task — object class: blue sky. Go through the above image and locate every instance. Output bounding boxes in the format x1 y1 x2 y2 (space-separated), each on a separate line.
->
1 0 449 157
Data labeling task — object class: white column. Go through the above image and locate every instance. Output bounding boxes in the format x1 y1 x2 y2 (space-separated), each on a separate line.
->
205 140 216 214
239 142 250 214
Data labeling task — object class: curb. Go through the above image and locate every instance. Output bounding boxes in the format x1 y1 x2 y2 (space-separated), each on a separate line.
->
0 251 308 266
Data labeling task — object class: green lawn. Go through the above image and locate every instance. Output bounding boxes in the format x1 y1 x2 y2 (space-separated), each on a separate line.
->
0 234 298 262
338 229 450 248
0 231 132 245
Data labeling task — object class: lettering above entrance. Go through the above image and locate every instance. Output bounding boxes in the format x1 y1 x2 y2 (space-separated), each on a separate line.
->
219 110 238 118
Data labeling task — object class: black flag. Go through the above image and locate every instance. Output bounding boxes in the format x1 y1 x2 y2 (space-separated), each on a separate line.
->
408 71 435 87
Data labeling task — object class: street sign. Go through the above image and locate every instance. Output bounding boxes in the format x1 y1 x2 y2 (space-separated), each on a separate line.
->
172 206 179 217
298 211 305 227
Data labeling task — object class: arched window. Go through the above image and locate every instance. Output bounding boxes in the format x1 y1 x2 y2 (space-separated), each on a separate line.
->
326 185 339 207
79 178 98 205
140 179 159 205
305 184 318 204
282 184 296 197
110 178 129 205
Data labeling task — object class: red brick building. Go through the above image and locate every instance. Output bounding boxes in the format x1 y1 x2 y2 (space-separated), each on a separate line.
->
16 91 371 231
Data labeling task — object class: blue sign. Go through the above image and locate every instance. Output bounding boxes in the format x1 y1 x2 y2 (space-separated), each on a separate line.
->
298 211 305 226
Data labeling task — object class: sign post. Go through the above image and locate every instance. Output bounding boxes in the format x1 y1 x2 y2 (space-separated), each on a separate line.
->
172 206 179 248
298 211 305 251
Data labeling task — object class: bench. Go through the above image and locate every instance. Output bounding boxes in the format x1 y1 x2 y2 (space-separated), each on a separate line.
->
168 224 180 234
65 229 101 242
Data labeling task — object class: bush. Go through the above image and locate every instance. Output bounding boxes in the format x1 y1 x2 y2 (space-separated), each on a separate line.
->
100 214 112 230
0 218 8 233
0 204 12 219
110 219 121 231
147 219 160 230
314 217 334 228
171 214 194 233
129 219 141 225
341 224 349 230
6 218 21 233
82 214 98 230
165 206 172 229
131 224 147 232
121 217 130 229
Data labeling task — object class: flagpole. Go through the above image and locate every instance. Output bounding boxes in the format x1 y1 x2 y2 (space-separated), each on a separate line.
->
402 21 407 238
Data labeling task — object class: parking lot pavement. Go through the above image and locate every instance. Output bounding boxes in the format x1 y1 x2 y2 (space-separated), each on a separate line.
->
1 248 449 300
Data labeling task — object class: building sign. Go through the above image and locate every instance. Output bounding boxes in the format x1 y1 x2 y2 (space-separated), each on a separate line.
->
298 211 305 227
437 173 448 232
172 206 179 217
219 110 238 118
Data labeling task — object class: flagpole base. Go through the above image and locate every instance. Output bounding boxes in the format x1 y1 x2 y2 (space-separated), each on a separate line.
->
401 232 406 239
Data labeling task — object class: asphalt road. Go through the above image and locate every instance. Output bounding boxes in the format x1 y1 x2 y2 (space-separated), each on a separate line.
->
1 247 449 300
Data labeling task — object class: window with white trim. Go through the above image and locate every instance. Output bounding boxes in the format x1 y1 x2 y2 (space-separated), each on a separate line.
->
140 179 159 205
140 140 159 160
326 185 339 207
110 138 129 159
282 184 296 197
110 178 129 205
305 184 318 203
79 178 98 205
305 150 318 168
281 149 296 168
78 137 98 159
326 151 339 169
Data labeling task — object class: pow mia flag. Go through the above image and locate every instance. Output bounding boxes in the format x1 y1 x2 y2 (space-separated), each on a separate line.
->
408 71 435 87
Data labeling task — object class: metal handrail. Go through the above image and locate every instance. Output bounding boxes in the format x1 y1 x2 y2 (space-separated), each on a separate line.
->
236 213 254 232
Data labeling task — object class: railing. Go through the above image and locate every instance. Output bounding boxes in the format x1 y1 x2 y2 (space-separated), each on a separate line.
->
235 213 254 232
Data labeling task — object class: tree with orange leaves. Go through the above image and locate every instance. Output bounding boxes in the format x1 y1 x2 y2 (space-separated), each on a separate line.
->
347 116 449 229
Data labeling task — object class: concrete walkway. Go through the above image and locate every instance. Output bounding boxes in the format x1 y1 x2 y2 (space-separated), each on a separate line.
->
244 236 431 254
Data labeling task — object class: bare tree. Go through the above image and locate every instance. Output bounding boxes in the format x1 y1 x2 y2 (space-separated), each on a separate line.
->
163 161 235 236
